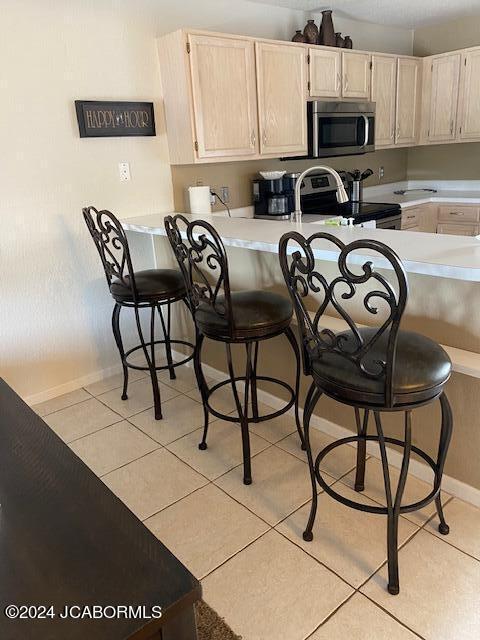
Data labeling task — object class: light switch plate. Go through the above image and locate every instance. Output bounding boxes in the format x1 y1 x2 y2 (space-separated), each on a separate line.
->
119 162 131 181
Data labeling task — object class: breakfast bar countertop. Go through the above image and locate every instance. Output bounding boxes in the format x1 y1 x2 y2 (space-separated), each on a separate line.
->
121 212 480 282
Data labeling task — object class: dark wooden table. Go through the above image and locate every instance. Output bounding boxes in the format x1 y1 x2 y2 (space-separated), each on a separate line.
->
0 378 201 640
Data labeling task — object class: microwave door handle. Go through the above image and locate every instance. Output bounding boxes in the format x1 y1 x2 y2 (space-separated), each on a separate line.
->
361 114 369 147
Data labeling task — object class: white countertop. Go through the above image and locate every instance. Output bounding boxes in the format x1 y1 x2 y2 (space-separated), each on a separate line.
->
122 212 480 282
364 181 480 209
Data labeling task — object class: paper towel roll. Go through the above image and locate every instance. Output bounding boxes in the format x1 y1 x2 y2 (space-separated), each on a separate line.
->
188 185 212 214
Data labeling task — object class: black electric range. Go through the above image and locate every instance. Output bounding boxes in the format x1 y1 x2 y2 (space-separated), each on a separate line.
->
299 171 401 229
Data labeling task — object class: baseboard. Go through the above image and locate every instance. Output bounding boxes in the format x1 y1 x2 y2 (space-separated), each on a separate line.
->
24 362 124 406
24 351 480 508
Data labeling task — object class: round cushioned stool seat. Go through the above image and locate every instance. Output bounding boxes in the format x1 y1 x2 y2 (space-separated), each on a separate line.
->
311 327 451 407
110 269 186 303
195 290 293 340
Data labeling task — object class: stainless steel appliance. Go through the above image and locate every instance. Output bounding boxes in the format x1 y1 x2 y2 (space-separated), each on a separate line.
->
285 170 401 228
308 101 375 158
253 170 401 227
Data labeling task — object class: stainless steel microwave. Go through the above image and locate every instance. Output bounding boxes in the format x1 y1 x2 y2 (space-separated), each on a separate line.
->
308 101 375 157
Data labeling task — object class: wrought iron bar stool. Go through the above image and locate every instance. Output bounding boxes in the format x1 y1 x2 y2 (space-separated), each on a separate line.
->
279 231 453 595
83 206 194 420
164 215 304 485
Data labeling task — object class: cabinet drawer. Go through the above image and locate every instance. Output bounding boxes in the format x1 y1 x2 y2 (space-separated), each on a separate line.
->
438 205 480 222
437 223 479 236
401 208 420 229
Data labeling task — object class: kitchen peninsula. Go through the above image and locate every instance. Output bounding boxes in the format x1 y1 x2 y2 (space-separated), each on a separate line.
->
122 212 480 500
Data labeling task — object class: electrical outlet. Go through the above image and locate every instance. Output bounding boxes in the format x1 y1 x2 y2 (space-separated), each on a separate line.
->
119 162 131 181
378 166 385 180
220 186 230 203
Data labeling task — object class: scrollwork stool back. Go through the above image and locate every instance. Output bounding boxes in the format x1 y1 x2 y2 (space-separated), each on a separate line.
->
279 230 453 595
83 206 194 420
165 214 305 485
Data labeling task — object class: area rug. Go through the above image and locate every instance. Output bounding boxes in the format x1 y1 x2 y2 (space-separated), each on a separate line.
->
195 600 241 640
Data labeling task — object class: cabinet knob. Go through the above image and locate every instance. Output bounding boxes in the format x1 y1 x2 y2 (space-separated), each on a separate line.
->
337 72 341 91
251 130 256 147
450 120 454 135
344 76 349 92
262 130 267 145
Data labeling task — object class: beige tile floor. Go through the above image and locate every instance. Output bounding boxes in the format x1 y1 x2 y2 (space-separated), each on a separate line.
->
34 372 480 640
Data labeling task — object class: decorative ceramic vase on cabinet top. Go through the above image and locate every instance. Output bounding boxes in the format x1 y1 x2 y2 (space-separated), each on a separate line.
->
303 19 319 45
335 32 344 48
319 10 335 46
344 35 353 49
291 30 306 43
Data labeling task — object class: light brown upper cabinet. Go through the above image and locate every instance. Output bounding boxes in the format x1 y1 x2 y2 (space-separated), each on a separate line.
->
187 34 258 159
309 48 341 97
371 55 397 147
395 57 421 146
342 51 371 99
425 53 461 142
255 41 308 156
158 29 480 164
458 49 480 141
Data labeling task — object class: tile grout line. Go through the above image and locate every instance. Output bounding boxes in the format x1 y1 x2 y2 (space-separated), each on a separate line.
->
141 482 214 525
97 444 163 480
36 391 96 419
359 592 426 639
66 416 139 446
303 590 358 640
272 525 357 591
198 527 274 582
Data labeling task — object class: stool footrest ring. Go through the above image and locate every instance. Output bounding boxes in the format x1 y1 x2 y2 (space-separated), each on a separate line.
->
206 376 294 423
314 435 442 516
124 339 194 372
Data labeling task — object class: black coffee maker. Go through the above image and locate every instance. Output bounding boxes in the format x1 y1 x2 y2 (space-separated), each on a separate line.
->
252 173 299 220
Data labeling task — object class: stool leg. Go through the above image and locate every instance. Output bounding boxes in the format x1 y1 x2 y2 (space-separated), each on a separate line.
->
435 393 453 535
157 301 176 381
354 408 369 492
134 306 162 420
249 341 259 422
195 334 210 451
227 342 252 485
112 303 128 401
284 326 305 451
303 382 323 542
374 410 411 595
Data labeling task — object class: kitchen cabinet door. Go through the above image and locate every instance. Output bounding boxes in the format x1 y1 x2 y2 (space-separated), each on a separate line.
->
256 42 307 156
426 53 461 142
371 55 397 147
458 48 480 141
309 48 341 97
395 58 421 146
188 34 258 159
342 51 371 99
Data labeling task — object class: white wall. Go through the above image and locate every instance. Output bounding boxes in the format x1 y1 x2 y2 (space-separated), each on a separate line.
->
310 12 414 55
0 0 306 401
0 0 412 401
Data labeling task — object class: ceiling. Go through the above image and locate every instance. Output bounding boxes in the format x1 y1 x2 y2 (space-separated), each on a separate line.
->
247 0 480 29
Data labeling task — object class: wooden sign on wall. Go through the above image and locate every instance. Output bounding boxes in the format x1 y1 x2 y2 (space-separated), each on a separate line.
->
75 101 156 137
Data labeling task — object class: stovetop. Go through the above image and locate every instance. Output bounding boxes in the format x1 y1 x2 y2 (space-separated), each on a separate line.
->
302 200 401 223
